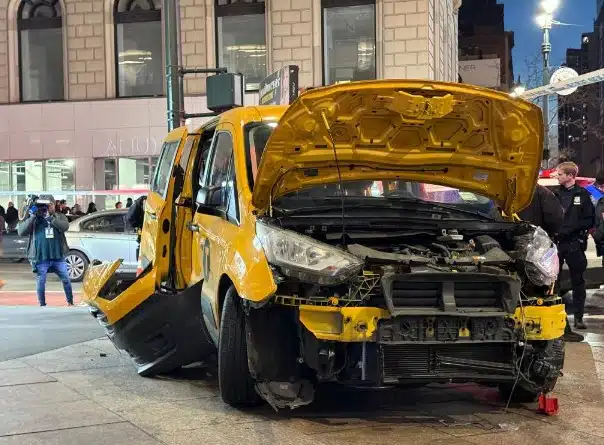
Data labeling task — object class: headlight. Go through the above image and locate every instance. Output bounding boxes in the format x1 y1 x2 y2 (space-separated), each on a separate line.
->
524 226 560 287
255 221 364 285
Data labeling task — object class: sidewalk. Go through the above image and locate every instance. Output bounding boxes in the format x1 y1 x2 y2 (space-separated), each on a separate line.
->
1 339 604 444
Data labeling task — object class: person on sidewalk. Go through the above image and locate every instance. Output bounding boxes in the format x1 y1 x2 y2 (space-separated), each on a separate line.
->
519 183 584 342
17 195 74 307
593 173 604 267
553 162 595 331
5 201 18 231
127 195 147 260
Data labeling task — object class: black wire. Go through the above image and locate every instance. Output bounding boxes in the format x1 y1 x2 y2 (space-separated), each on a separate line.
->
321 112 347 246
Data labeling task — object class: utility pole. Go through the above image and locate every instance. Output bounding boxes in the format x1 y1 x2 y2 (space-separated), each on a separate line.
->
163 0 183 131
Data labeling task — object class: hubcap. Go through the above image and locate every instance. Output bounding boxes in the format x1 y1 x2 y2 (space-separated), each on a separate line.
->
65 254 86 279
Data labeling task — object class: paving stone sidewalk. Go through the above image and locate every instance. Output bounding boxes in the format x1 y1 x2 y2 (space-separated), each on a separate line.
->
1 338 604 445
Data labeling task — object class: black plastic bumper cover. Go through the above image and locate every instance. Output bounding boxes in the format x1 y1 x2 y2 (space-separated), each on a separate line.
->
99 280 214 376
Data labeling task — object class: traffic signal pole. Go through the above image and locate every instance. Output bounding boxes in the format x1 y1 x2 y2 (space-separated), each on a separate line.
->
163 0 183 131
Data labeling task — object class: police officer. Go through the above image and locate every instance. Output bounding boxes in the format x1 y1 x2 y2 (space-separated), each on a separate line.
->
553 162 595 330
519 183 584 342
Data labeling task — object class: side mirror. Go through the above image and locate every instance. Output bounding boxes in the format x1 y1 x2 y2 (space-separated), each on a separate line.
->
196 185 223 208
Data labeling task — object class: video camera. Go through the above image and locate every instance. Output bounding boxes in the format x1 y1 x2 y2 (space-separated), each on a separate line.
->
20 194 55 219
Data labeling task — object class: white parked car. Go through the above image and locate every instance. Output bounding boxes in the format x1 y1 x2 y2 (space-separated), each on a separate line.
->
64 209 138 282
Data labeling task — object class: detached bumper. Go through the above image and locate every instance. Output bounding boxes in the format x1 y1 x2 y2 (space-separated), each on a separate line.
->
90 280 213 376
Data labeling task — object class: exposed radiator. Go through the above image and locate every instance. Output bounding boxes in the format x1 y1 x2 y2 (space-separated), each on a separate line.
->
381 343 515 382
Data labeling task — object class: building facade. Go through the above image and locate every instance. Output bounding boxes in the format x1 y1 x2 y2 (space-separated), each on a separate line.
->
0 0 461 208
558 26 604 176
457 0 513 91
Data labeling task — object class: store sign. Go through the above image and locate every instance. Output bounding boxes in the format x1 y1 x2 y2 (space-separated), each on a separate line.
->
458 58 501 88
259 65 299 106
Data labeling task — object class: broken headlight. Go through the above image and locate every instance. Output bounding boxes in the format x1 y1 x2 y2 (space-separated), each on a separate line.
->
255 221 364 285
524 226 560 287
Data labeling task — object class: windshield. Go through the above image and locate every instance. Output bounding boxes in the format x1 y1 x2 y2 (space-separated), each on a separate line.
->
244 123 495 214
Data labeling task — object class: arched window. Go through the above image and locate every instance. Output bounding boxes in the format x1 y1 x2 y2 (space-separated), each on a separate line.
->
114 0 162 97
17 0 64 102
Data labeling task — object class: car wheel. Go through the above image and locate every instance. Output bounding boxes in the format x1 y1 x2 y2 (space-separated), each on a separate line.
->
218 284 262 407
65 251 89 282
500 338 565 403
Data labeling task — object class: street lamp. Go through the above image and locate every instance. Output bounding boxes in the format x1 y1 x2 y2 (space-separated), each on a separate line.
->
536 0 559 167
510 84 526 98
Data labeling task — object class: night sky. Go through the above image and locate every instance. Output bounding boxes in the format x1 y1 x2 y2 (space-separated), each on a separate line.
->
499 0 597 87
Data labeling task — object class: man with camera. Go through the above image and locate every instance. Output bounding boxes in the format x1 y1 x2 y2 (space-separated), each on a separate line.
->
17 195 74 307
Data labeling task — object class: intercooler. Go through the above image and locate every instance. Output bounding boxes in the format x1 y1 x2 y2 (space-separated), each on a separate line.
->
380 343 516 383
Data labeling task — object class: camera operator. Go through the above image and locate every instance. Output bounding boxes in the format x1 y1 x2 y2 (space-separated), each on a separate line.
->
17 195 74 307
553 162 595 330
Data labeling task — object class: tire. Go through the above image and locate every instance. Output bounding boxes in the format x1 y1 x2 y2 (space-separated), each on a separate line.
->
65 251 89 282
500 338 565 403
218 285 262 407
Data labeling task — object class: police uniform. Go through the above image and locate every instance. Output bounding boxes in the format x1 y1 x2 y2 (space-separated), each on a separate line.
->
553 184 595 327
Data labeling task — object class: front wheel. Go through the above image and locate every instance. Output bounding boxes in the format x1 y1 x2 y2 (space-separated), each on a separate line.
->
500 338 565 403
218 285 262 407
65 251 89 282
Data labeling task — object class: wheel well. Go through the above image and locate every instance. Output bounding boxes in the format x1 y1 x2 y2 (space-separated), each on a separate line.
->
217 274 234 320
66 249 89 262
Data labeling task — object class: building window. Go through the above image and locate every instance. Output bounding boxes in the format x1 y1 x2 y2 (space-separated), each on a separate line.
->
17 0 64 102
12 161 43 192
216 0 266 92
45 159 75 191
322 0 376 85
114 0 163 98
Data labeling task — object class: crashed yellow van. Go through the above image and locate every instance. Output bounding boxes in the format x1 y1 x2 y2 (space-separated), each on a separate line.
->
82 80 566 410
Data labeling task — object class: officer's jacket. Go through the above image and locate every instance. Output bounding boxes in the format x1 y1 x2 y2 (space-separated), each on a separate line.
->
553 184 595 243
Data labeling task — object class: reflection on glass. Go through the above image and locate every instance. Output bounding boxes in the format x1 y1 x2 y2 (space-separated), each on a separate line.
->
118 157 152 189
45 159 75 191
20 28 64 101
0 162 10 191
104 158 117 191
116 21 163 97
323 4 376 85
218 14 267 91
12 161 43 192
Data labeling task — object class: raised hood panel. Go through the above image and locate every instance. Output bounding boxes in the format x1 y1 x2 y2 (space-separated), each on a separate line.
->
251 80 543 215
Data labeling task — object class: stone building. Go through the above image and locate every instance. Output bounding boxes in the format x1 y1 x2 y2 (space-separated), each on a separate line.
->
0 0 461 207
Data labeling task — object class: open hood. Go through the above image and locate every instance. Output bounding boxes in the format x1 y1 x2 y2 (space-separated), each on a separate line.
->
251 80 543 215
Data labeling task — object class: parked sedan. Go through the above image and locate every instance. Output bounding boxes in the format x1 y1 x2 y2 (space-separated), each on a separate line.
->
64 209 138 282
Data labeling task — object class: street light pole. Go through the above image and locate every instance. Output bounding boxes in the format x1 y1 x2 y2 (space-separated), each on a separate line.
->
541 22 552 167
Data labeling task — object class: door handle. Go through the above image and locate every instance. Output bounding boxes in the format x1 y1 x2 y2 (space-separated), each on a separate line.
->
187 222 200 232
146 211 157 220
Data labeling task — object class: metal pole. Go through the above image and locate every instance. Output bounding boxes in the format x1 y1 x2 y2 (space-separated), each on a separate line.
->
164 0 182 131
542 25 551 167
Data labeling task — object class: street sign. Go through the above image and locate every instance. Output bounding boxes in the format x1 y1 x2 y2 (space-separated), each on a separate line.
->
259 65 299 106
520 67 604 100
549 67 579 96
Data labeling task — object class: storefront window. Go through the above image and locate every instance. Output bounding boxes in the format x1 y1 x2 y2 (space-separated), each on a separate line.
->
12 161 43 192
322 0 376 85
103 158 117 191
45 159 74 191
0 162 10 192
216 0 266 91
118 157 153 189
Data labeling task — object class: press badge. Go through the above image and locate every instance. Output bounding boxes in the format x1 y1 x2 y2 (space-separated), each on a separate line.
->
45 227 54 239
574 196 581 205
